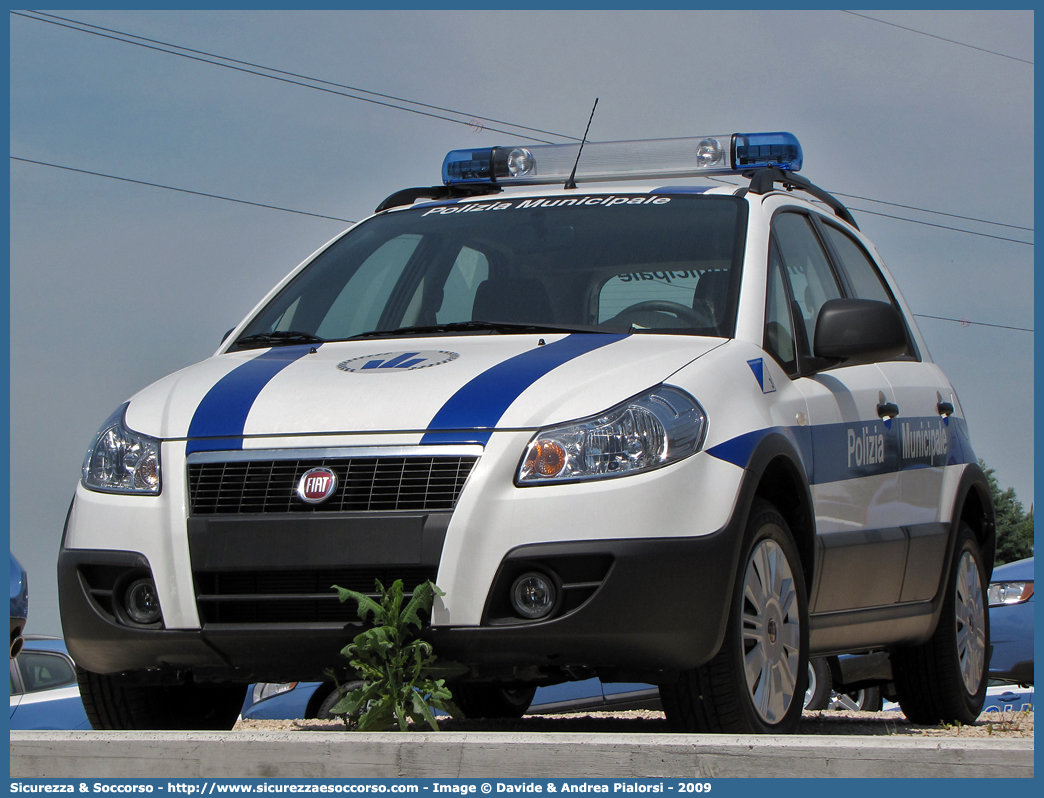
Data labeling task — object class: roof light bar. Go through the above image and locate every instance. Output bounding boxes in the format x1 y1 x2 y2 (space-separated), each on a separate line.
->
442 132 801 186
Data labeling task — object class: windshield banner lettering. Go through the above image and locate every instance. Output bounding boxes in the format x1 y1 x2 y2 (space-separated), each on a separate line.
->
422 196 671 217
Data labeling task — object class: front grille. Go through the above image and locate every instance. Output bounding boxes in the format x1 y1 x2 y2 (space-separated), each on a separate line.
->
194 567 437 624
188 456 477 515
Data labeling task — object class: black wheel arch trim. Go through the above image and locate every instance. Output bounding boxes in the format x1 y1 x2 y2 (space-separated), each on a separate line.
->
731 430 817 591
951 461 996 582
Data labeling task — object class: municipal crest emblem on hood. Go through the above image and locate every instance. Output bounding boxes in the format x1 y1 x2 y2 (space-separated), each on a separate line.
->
337 351 459 373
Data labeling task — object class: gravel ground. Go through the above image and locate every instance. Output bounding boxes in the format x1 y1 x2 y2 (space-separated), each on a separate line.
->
235 708 1033 738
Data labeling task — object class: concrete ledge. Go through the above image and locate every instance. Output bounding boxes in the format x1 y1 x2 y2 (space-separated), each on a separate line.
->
10 731 1034 778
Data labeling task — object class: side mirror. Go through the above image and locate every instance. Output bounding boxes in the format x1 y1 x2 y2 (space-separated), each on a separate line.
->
221 328 235 344
813 298 907 363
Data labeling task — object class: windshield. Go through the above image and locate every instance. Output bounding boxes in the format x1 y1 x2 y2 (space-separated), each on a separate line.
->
233 193 747 349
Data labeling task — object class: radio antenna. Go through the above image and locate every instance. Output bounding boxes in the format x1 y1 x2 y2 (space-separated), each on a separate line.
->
564 97 599 190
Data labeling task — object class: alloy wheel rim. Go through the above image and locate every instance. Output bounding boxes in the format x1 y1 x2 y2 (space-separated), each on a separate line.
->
742 537 801 724
954 550 986 695
831 691 866 711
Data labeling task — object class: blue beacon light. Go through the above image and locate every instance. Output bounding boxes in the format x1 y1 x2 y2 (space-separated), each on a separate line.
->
442 132 802 186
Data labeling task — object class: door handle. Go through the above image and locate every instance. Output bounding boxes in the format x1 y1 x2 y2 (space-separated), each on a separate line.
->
877 401 899 420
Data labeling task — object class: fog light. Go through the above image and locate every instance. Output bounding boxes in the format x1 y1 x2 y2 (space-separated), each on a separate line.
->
124 578 162 625
511 572 556 620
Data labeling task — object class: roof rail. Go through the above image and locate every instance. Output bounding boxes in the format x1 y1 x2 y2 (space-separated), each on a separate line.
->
742 168 859 230
375 185 502 214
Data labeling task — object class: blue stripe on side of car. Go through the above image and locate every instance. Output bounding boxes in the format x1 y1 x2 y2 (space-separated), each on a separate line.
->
186 345 316 454
420 333 630 445
704 426 812 477
706 416 975 485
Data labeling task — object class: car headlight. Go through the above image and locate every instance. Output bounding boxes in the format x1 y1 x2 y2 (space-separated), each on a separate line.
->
517 385 706 485
988 581 1034 606
81 404 161 495
251 682 299 705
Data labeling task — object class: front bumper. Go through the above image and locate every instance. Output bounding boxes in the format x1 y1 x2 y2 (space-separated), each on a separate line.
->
60 433 747 683
988 601 1035 685
427 528 743 678
58 548 365 682
60 520 744 683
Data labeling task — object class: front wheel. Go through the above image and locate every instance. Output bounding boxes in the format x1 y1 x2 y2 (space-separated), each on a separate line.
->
661 499 809 733
77 668 245 730
890 523 989 724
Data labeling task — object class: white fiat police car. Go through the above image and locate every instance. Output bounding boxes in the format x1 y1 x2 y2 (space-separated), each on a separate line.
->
60 132 995 733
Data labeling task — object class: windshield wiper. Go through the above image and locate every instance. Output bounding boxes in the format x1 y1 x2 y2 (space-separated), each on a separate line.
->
233 330 326 349
347 321 596 339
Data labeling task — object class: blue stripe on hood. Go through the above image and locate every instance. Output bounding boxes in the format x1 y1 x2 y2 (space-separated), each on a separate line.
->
186 345 315 454
421 333 629 445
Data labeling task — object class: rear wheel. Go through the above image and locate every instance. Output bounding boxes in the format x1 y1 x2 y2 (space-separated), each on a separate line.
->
890 523 988 725
452 683 536 719
661 499 809 733
77 668 245 730
803 657 832 710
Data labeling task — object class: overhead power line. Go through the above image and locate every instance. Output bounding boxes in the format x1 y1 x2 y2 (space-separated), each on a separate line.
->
828 191 1032 233
842 10 1033 65
913 314 1032 333
25 9 579 144
846 206 1032 246
13 9 1034 237
13 155 1030 335
707 178 1032 245
11 10 557 144
10 156 356 224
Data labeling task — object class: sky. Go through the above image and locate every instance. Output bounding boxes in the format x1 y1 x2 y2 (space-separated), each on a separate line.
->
8 9 1034 638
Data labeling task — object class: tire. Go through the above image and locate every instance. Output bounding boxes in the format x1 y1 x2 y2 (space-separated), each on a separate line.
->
310 680 365 719
890 522 989 725
661 499 809 733
804 657 833 710
452 683 536 719
76 668 245 730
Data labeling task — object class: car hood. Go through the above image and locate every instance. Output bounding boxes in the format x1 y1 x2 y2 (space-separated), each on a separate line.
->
991 557 1034 583
124 333 726 447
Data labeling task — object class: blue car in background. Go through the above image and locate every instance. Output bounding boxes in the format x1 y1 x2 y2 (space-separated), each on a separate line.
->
10 635 91 730
10 552 28 659
242 678 660 721
988 557 1034 686
981 684 1033 713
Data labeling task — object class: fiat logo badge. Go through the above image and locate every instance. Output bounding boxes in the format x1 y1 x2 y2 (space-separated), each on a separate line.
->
297 467 338 504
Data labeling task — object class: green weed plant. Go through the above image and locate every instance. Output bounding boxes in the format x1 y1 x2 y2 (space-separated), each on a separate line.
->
330 579 464 731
